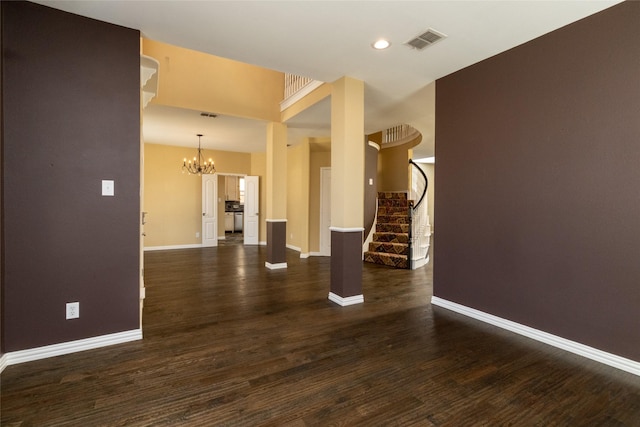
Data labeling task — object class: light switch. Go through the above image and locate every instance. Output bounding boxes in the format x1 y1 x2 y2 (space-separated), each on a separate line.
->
102 180 115 196
369 178 373 185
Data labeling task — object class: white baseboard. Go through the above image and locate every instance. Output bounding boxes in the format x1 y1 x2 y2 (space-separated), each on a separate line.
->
285 244 309 258
265 262 287 270
328 292 364 306
309 252 325 257
144 244 202 251
0 329 142 373
0 353 7 373
431 297 640 377
411 254 430 270
259 241 267 246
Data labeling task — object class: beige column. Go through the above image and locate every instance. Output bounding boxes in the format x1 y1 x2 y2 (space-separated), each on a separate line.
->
265 122 288 269
329 77 365 306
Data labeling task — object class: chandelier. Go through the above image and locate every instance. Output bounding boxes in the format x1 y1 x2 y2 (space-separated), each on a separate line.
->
182 134 216 175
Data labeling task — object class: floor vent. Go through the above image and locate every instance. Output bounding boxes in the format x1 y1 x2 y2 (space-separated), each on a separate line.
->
405 28 446 50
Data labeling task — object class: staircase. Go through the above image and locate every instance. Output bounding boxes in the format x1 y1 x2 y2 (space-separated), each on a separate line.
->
364 192 410 269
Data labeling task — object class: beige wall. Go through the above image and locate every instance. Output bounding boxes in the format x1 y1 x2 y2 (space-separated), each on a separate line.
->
309 150 331 253
142 39 283 122
330 77 364 229
286 142 310 253
144 143 251 248
378 144 410 192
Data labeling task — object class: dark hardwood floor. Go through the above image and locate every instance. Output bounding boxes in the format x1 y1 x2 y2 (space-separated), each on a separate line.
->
2 244 639 426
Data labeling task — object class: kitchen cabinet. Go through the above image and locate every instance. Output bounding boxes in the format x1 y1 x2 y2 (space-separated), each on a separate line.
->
224 212 234 232
225 176 239 201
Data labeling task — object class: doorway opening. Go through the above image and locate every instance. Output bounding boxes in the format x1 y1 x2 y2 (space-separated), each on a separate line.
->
212 174 259 246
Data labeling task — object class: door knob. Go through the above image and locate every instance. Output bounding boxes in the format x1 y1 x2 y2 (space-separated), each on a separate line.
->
202 213 206 216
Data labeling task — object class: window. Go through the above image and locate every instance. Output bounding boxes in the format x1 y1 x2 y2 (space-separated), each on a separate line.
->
239 177 245 204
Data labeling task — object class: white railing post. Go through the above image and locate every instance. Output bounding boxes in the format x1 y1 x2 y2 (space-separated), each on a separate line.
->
284 73 315 100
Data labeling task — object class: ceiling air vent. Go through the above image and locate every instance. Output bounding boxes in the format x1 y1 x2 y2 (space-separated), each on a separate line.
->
200 112 217 118
405 28 446 51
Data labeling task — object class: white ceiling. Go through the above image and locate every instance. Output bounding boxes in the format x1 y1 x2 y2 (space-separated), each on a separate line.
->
37 0 622 158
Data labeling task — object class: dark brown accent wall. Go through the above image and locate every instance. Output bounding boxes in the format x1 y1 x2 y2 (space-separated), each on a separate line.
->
330 230 363 297
1 2 140 352
266 221 287 265
434 1 640 361
0 2 4 357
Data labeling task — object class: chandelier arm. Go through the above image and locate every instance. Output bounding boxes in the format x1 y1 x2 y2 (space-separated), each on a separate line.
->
181 133 216 175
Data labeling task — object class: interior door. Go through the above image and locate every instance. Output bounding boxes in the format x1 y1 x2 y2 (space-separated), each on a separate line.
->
202 174 217 247
244 175 259 245
320 167 331 256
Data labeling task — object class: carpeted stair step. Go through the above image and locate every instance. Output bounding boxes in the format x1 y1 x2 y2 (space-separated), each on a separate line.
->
368 241 409 256
376 223 410 234
364 251 408 269
377 198 410 208
377 206 409 216
373 232 409 244
365 192 412 269
376 215 410 224
377 192 408 200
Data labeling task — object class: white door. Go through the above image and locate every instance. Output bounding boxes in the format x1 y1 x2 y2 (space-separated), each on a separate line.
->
244 176 259 245
320 167 331 256
202 174 217 247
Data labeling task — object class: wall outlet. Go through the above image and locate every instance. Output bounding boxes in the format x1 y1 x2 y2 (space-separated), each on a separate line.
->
66 302 79 319
101 180 114 196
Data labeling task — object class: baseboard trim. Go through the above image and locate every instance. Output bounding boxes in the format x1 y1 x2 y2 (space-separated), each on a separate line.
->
300 253 310 259
259 241 267 246
144 244 202 251
286 244 301 252
0 353 7 374
431 297 640 377
265 262 287 270
328 292 364 306
0 329 142 372
411 254 430 270
330 227 364 233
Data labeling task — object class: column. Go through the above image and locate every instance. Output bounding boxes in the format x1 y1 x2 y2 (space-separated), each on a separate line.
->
265 122 288 269
329 77 365 306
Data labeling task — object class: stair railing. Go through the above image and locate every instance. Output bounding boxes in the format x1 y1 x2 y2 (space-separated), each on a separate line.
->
408 159 430 269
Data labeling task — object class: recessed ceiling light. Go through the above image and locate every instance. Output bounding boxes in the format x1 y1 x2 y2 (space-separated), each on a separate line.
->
372 39 390 50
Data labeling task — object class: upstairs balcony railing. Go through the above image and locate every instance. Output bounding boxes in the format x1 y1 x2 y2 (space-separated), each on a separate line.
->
281 73 324 111
381 124 420 149
284 74 314 100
